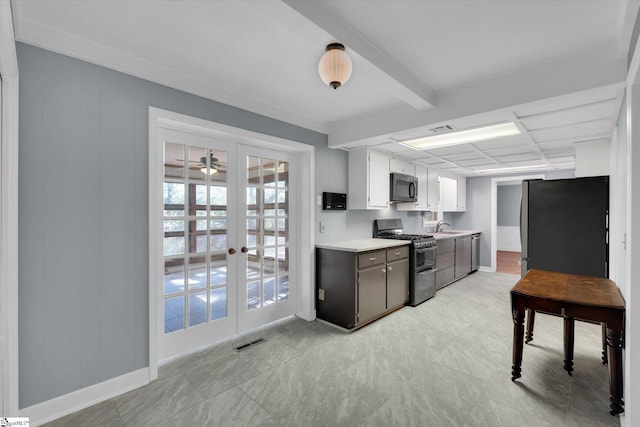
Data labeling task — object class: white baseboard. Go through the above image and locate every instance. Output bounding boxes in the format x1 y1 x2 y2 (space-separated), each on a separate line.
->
478 266 493 273
18 368 150 426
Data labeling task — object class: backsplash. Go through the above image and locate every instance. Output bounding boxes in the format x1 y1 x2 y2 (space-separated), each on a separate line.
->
315 205 450 243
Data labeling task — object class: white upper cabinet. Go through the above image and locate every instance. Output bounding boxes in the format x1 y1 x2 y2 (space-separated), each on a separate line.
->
389 157 415 176
456 175 466 211
348 148 390 209
440 174 466 212
427 168 439 211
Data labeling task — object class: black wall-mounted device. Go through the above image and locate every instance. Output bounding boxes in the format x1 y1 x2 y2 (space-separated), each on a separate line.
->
322 192 347 210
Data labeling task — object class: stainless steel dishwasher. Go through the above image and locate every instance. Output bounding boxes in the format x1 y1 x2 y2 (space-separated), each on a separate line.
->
471 233 481 272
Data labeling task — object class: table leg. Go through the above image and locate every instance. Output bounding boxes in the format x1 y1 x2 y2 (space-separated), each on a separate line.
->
525 309 535 343
563 317 575 375
601 323 608 365
606 327 624 415
511 308 525 381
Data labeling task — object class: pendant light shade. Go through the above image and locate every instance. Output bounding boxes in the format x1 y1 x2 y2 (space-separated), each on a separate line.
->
318 43 352 89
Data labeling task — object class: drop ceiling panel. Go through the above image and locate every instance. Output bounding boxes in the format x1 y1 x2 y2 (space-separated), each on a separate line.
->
514 85 620 117
519 99 616 131
484 145 537 157
373 142 416 154
540 148 574 158
440 152 487 162
456 158 498 167
529 119 612 143
493 153 543 163
536 140 576 151
573 138 610 147
413 158 449 167
471 134 531 150
421 145 481 157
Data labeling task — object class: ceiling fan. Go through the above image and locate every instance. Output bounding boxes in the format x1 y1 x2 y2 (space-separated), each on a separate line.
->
196 153 225 175
173 152 227 175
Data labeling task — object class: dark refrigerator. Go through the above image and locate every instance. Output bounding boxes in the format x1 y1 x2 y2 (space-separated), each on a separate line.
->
520 176 609 278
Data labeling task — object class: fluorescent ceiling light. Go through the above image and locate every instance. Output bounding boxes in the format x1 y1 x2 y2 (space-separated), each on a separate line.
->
475 164 548 175
401 122 521 150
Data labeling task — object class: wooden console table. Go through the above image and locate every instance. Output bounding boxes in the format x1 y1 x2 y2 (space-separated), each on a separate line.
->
510 269 626 415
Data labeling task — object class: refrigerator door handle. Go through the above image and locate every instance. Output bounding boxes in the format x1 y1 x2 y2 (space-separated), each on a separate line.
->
520 181 528 277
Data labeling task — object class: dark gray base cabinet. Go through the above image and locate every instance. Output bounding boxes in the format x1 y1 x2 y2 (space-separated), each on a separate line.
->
356 265 387 324
436 234 476 289
436 239 455 289
454 235 472 279
316 245 409 330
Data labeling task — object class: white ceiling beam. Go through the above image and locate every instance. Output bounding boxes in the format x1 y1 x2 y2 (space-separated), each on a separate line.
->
327 39 626 148
282 0 434 111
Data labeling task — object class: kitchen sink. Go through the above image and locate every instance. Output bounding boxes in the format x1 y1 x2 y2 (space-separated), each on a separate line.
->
436 230 465 234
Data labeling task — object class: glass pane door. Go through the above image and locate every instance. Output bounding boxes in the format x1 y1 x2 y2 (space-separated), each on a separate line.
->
159 130 237 359
157 129 295 358
238 148 295 332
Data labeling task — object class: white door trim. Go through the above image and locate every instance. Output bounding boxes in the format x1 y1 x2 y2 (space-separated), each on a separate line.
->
490 174 544 273
148 107 315 376
0 0 20 416
622 33 640 427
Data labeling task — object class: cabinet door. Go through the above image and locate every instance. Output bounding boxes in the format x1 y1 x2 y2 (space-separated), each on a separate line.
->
436 267 455 289
389 157 415 175
369 150 390 208
454 236 472 278
415 164 429 210
357 266 387 324
456 176 466 211
386 258 409 308
440 176 457 211
427 169 439 210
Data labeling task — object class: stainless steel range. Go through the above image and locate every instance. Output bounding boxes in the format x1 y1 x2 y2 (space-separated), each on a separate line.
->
373 219 437 306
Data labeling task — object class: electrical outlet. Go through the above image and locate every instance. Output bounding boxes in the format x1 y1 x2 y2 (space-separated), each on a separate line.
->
318 289 325 301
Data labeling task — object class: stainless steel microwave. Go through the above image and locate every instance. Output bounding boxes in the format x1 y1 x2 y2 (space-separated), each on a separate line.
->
390 172 418 202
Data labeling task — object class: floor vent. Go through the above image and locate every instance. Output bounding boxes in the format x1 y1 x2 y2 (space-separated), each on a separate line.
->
233 337 266 352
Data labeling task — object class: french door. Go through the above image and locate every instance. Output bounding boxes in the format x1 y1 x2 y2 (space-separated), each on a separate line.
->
158 128 295 359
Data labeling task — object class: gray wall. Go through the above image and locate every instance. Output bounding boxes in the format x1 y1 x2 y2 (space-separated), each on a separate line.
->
446 177 492 267
17 43 327 408
313 146 432 243
497 185 521 226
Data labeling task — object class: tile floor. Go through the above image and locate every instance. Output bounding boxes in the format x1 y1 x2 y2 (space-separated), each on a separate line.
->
44 272 621 427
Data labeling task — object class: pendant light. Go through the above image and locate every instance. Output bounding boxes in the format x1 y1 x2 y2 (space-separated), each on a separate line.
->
318 43 352 89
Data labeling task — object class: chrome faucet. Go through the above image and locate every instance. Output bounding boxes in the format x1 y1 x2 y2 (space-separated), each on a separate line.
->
435 221 451 232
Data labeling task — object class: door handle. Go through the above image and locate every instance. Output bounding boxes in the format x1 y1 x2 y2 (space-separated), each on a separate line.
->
241 246 249 253
228 248 236 255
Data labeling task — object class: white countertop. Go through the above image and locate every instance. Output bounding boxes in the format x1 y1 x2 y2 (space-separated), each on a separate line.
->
315 238 410 252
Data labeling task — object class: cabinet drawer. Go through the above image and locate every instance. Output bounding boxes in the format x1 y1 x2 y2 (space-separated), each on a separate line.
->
436 238 455 254
436 251 454 269
358 250 385 268
386 246 409 262
436 267 455 289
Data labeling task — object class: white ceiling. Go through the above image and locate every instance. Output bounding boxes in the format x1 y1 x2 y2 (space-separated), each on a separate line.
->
11 0 639 175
